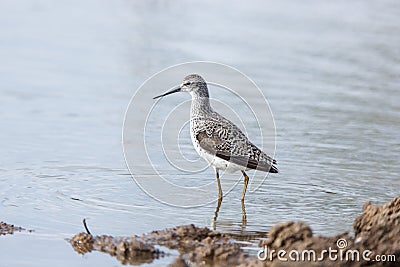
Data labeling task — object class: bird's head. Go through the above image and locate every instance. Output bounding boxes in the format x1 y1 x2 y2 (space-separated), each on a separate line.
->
153 74 209 99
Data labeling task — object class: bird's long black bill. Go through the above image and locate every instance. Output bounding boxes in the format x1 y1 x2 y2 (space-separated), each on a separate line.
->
153 87 181 99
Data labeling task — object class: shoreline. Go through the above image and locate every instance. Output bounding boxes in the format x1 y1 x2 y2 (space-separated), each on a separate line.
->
2 195 399 266
69 194 400 266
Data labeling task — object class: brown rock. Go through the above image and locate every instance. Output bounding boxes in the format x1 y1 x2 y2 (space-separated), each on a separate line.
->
69 233 164 265
351 196 400 266
0 221 25 236
259 221 313 249
146 224 249 265
70 232 94 254
353 196 400 236
252 196 400 267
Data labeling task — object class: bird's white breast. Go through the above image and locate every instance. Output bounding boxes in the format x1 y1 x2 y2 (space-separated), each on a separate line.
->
190 126 245 173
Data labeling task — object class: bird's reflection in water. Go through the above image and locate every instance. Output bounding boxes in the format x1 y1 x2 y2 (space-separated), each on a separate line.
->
213 197 223 230
241 201 247 228
212 199 269 244
213 198 247 232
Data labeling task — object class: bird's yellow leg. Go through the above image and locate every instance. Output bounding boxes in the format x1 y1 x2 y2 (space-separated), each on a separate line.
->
241 170 249 201
216 168 223 200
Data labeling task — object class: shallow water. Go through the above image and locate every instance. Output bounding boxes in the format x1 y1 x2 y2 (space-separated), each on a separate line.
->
1 0 399 266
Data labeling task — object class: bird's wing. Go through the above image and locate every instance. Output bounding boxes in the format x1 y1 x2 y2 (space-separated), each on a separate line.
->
195 119 278 173
215 150 278 173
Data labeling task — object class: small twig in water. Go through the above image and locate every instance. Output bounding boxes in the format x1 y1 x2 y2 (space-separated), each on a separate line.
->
82 218 92 235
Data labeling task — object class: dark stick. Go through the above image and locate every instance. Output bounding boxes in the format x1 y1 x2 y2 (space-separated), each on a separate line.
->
82 218 92 235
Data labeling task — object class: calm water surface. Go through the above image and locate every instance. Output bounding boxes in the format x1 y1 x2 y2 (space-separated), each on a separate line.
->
1 0 399 266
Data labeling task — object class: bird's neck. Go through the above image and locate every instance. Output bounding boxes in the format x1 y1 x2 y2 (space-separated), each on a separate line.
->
190 91 213 117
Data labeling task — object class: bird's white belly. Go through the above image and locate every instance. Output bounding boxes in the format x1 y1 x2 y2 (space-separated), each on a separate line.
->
191 134 244 173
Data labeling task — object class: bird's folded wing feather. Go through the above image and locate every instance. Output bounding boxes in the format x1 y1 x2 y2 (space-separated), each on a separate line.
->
195 127 278 173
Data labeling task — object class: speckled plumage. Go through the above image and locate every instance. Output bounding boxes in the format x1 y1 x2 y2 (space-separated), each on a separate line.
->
185 74 278 173
154 74 278 200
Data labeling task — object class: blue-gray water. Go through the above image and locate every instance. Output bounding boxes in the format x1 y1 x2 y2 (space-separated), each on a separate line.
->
1 0 399 266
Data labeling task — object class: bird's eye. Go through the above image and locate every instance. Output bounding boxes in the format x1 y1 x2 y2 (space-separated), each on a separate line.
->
184 82 191 86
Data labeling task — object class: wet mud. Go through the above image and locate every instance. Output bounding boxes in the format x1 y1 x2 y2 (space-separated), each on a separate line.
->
2 195 399 266
71 224 251 266
69 195 399 266
0 221 29 235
